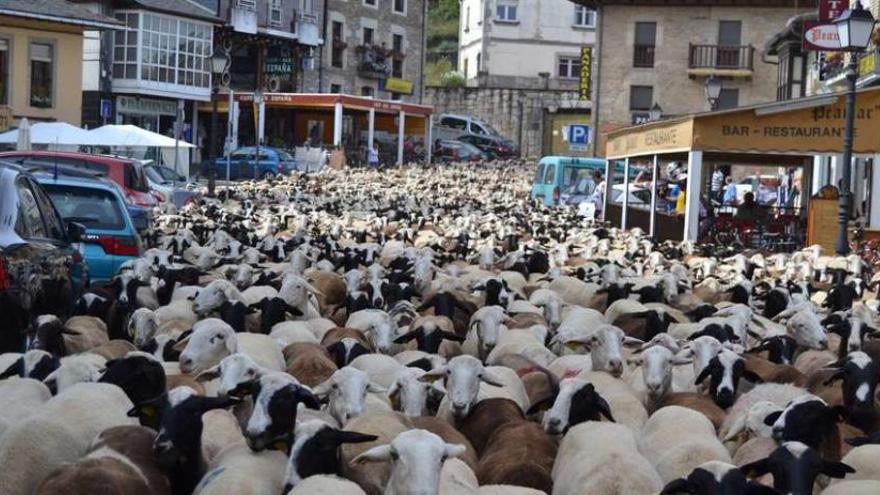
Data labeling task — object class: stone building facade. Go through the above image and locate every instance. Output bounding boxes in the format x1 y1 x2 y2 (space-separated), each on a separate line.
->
577 0 815 155
321 0 427 102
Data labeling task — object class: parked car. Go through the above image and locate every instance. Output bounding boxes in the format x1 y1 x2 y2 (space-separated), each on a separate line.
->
457 135 519 160
205 146 296 180
532 156 608 206
0 161 87 352
0 151 158 209
144 164 200 208
433 113 504 142
33 170 141 283
434 140 487 163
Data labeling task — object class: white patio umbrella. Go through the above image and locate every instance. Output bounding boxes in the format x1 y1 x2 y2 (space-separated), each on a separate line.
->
16 118 30 150
87 124 195 148
0 121 95 146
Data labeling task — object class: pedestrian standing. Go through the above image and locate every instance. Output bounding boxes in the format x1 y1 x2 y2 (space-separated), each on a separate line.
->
711 167 724 203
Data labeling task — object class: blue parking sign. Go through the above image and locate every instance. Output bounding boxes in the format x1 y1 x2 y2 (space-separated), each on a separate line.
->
568 124 591 151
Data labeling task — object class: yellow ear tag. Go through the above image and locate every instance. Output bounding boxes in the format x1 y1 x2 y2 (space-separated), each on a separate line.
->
273 440 289 452
142 406 157 418
424 375 443 384
566 342 580 351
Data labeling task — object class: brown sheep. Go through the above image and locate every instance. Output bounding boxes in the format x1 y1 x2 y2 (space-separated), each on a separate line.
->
743 354 808 387
306 271 347 314
459 398 525 456
411 416 479 471
89 340 137 361
35 425 169 495
283 342 338 387
475 421 556 493
321 327 372 350
654 392 727 433
418 290 477 335
507 312 548 330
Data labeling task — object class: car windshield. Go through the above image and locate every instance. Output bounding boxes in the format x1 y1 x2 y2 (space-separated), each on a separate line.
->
144 167 165 184
153 166 184 183
41 184 125 230
278 150 294 161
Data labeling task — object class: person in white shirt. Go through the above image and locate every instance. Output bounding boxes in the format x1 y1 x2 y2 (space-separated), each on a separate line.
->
368 142 379 169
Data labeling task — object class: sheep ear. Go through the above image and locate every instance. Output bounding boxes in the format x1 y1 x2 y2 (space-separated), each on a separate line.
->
821 461 856 479
295 386 322 410
763 411 782 427
694 366 712 386
0 358 24 380
352 444 392 465
284 303 304 316
312 379 331 397
741 458 772 479
626 356 643 366
394 331 420 344
172 335 191 353
660 478 690 495
479 371 504 387
745 482 782 495
595 394 616 422
387 381 401 410
419 366 448 383
367 382 386 393
823 369 846 386
622 336 644 347
723 414 747 442
332 430 380 445
225 331 238 354
742 369 764 384
670 351 693 365
61 326 81 336
195 365 221 382
440 331 465 342
444 443 466 459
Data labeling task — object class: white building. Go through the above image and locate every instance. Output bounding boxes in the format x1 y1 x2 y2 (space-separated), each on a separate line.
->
458 0 597 89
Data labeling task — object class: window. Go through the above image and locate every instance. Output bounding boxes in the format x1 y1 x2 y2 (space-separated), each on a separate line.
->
113 12 139 79
574 6 595 28
392 59 403 78
0 39 8 105
476 53 481 73
465 6 470 32
630 85 653 111
29 42 53 108
331 21 344 68
363 0 377 7
31 183 65 241
330 83 342 93
114 12 212 89
440 117 467 130
634 22 656 68
361 85 374 97
543 164 556 184
534 163 545 182
42 185 125 231
390 92 401 101
463 58 469 78
557 56 581 79
496 2 518 22
717 21 743 68
393 34 403 53
363 27 374 46
236 0 256 9
16 180 47 238
717 88 739 110
393 0 406 14
269 0 283 27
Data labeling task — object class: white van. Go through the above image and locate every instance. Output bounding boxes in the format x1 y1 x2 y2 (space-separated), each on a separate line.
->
433 114 503 141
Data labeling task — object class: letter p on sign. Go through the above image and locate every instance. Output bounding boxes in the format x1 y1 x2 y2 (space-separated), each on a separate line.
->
569 125 591 145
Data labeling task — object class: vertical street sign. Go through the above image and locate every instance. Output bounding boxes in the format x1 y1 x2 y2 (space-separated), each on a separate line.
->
579 46 592 101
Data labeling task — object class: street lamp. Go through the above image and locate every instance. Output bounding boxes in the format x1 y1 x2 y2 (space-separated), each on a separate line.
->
833 2 876 255
649 102 663 122
253 89 265 180
207 51 227 197
705 76 722 111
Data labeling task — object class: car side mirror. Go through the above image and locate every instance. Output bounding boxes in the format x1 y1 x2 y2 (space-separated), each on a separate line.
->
67 222 86 243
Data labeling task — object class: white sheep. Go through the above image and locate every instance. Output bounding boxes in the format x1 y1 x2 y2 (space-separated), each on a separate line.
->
719 383 808 441
638 405 732 483
42 353 107 393
349 353 406 389
269 321 319 347
0 383 137 495
314 367 389 425
0 378 51 439
427 355 529 422
552 421 662 495
178 318 284 375
288 475 366 494
346 310 399 354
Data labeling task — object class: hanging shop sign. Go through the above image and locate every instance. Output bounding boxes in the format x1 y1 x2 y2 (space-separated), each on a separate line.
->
579 46 592 101
265 46 295 76
382 78 414 95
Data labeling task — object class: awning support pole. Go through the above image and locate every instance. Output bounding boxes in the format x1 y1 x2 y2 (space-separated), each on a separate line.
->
683 150 703 242
426 118 433 165
397 111 405 166
649 154 658 238
368 108 376 155
333 101 343 147
621 157 630 230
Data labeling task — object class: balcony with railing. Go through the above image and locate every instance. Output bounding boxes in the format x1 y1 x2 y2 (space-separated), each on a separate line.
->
688 44 755 77
633 45 655 68
357 45 390 79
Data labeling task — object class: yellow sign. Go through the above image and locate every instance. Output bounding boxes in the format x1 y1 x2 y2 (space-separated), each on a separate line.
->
0 106 12 132
606 119 694 158
693 90 880 154
579 47 592 101
860 53 877 77
384 78 414 95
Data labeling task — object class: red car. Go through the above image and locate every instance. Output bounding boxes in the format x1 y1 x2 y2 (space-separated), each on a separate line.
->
0 151 158 208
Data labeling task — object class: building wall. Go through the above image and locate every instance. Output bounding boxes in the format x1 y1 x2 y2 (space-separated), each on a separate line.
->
322 0 426 101
0 18 84 126
459 0 595 85
598 4 809 134
424 85 589 158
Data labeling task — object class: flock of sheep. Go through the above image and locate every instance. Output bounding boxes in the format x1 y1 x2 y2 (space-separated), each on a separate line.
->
3 163 880 495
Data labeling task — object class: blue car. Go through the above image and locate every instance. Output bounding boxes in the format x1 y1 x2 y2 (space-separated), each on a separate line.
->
206 146 296 181
33 172 141 284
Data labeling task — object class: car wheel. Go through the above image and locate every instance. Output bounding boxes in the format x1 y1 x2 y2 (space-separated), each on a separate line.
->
262 171 277 180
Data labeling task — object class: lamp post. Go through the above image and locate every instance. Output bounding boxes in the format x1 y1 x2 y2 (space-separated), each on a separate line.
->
834 3 875 255
253 89 264 180
649 102 663 122
705 75 722 111
208 51 227 197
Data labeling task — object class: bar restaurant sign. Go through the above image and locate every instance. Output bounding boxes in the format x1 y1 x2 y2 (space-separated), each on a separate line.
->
265 46 295 76
382 78 414 95
803 0 847 51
